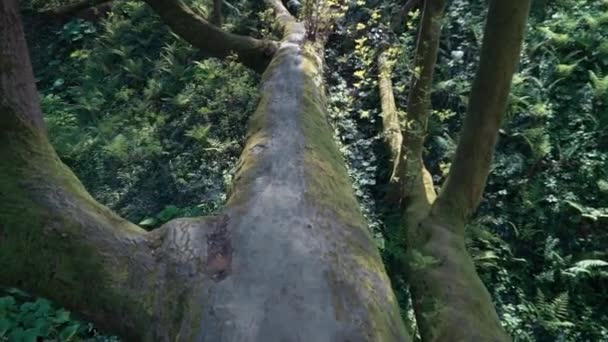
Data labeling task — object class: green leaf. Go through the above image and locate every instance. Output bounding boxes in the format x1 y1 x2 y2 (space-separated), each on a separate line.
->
51 309 71 324
0 318 12 336
59 323 80 341
0 296 16 311
156 205 181 222
33 299 51 317
21 328 40 342
138 217 158 227
32 318 51 336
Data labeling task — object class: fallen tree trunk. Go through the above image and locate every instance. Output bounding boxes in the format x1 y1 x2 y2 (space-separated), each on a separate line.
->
0 0 409 340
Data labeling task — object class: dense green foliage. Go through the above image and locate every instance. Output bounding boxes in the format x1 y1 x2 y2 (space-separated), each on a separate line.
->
5 0 607 340
0 288 118 341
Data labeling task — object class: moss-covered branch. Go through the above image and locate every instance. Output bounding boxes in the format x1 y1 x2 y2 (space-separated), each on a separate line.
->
216 13 411 340
0 1 156 338
0 2 209 339
403 0 444 158
144 0 277 72
393 0 444 221
377 48 403 187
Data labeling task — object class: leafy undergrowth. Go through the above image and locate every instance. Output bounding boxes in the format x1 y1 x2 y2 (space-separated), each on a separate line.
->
26 1 260 225
0 289 119 342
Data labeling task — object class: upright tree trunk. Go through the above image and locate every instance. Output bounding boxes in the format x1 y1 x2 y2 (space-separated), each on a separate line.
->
406 1 532 341
0 0 409 340
211 0 222 27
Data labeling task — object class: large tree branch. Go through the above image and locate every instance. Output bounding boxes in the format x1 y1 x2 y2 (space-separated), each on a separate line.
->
1 1 155 338
144 0 277 72
40 0 111 17
436 0 532 222
1 2 213 339
3 0 412 339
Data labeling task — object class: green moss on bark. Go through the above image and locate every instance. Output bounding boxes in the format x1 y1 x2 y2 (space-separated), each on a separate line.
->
0 115 150 340
297 46 409 342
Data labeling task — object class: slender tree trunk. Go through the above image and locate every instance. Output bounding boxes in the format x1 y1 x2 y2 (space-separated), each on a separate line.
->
380 0 443 271
211 0 222 27
395 0 444 224
0 0 409 340
407 1 532 341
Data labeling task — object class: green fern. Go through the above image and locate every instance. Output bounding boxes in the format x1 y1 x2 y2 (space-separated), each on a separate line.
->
564 259 608 277
589 70 608 97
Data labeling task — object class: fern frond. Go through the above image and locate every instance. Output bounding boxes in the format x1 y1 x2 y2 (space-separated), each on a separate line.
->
549 292 569 321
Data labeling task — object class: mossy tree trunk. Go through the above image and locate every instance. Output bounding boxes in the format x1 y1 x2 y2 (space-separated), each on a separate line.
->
395 0 532 341
1 0 409 340
378 0 531 340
